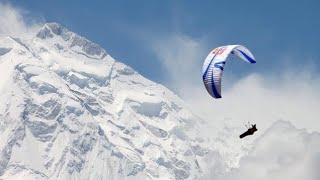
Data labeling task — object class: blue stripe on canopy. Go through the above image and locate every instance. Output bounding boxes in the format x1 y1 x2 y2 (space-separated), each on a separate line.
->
214 61 226 71
238 50 256 63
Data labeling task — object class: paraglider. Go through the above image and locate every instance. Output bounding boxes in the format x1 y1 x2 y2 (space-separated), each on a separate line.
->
239 122 258 139
202 45 256 99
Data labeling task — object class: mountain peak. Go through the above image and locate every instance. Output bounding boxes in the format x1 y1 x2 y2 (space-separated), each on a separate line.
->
36 22 107 59
36 22 68 40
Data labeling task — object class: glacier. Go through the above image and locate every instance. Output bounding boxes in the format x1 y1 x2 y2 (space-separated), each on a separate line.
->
0 22 221 180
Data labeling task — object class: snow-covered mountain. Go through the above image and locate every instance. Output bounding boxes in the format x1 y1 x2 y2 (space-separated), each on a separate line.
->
0 22 221 180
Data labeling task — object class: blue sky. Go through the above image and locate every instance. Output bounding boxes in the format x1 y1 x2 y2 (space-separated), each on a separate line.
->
6 0 320 89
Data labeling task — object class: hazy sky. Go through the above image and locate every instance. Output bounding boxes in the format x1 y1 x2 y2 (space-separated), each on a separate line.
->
5 0 320 88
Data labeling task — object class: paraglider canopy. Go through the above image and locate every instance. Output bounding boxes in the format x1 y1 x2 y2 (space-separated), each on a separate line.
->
202 45 256 99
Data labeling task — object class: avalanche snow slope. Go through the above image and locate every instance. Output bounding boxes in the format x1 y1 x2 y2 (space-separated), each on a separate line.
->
0 23 214 180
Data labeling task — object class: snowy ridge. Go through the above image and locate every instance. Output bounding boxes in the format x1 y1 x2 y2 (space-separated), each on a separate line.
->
36 22 107 60
0 23 220 180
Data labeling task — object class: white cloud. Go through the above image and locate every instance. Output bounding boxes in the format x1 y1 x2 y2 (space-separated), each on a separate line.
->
192 72 320 133
222 120 320 180
0 3 44 39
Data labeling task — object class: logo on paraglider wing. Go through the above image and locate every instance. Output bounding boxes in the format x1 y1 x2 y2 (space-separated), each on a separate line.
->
217 47 227 55
211 48 219 54
212 47 227 56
